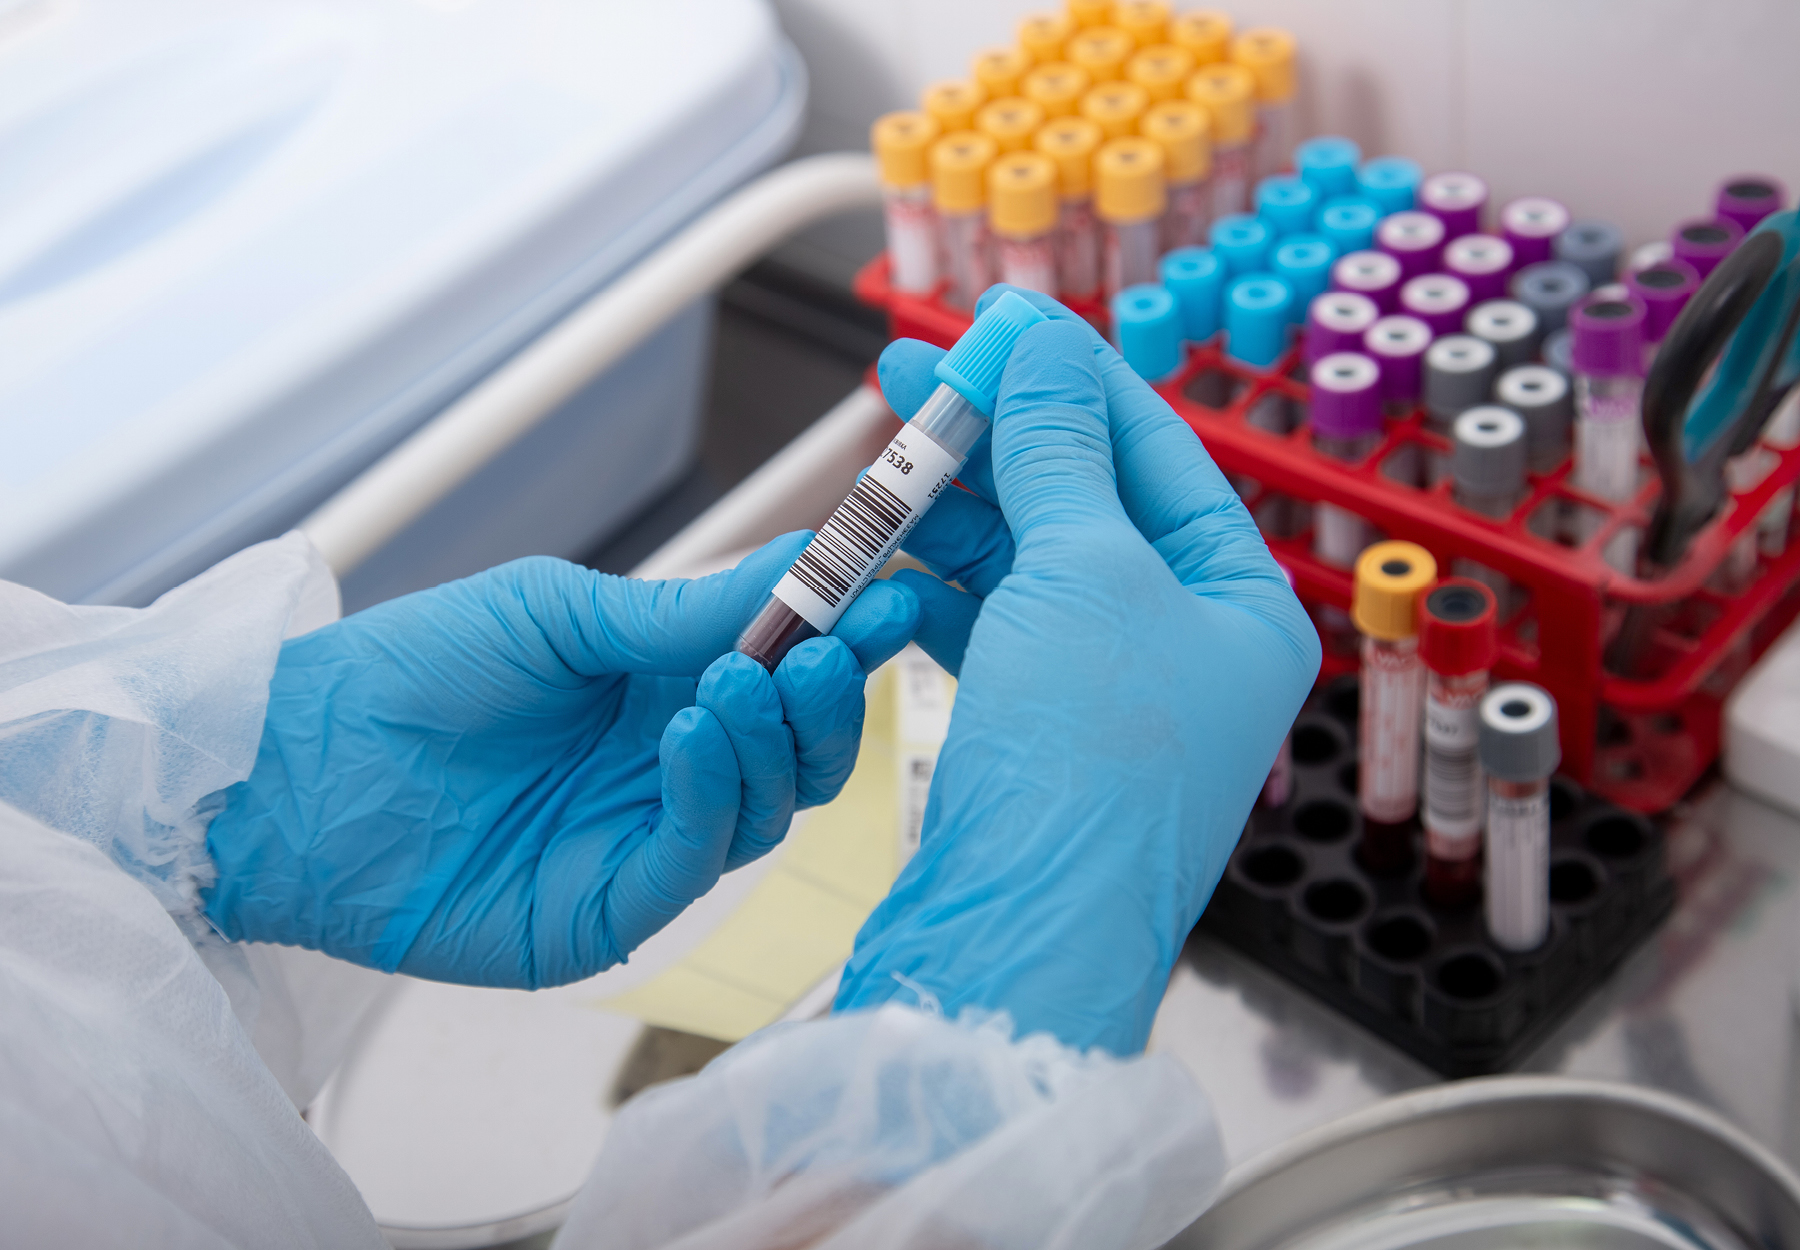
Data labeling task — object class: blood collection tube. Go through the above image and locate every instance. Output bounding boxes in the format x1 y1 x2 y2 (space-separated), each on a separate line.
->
1554 219 1623 289
1114 283 1184 382
1377 211 1446 280
1542 327 1574 379
1452 406 1527 521
1357 156 1422 215
1310 352 1384 568
1418 579 1499 910
1226 275 1292 372
1162 247 1226 343
1035 116 1104 299
1496 363 1573 474
1332 249 1403 314
1081 81 1150 140
1170 9 1232 65
1211 212 1273 277
1096 135 1166 302
921 80 986 135
1141 99 1212 250
1263 562 1299 809
1424 336 1499 485
971 46 1033 101
1671 217 1744 280
1126 43 1194 101
1274 237 1336 329
1444 234 1514 302
1499 197 1570 269
1364 314 1432 415
1113 0 1172 47
1419 171 1488 241
1066 0 1114 30
988 151 1059 296
1067 25 1135 83
1479 683 1560 952
1017 10 1076 64
1022 62 1092 119
975 98 1045 156
1627 258 1701 362
1319 198 1381 255
1231 27 1295 180
738 294 1047 671
930 131 997 311
1569 292 1648 572
1401 273 1471 337
1305 291 1379 370
1256 174 1316 238
871 112 941 295
1185 63 1256 218
1295 135 1361 200
1716 175 1786 234
1510 261 1589 337
1466 299 1540 371
1352 541 1438 875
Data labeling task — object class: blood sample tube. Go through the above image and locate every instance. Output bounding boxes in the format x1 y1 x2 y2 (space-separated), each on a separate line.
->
1035 116 1104 299
1295 135 1361 200
1067 25 1134 83
971 46 1033 101
1170 9 1232 66
987 151 1059 296
1263 561 1298 808
1274 236 1335 328
1162 247 1226 343
1185 63 1256 217
1496 363 1573 474
1352 541 1438 875
1231 27 1295 180
1671 217 1744 280
1378 211 1446 280
1401 273 1472 337
1319 198 1381 255
1017 10 1076 64
1554 219 1623 289
1444 234 1514 303
1081 80 1151 140
1211 212 1273 277
1358 156 1422 215
1113 0 1172 48
1542 327 1574 379
1114 283 1184 382
1509 261 1589 338
1066 0 1113 28
1479 683 1560 952
1499 196 1570 269
976 97 1045 155
1021 62 1092 119
1305 291 1379 370
1126 43 1194 102
1424 336 1497 433
871 112 941 295
1256 174 1316 238
1466 299 1540 371
1569 292 1648 572
1418 579 1499 910
1419 171 1488 241
1332 249 1403 314
1096 135 1166 302
1716 175 1786 234
1141 99 1212 250
921 80 987 135
1364 314 1433 416
930 131 997 311
1310 352 1384 568
1452 406 1527 520
738 295 1046 670
1226 274 1292 371
1627 258 1701 364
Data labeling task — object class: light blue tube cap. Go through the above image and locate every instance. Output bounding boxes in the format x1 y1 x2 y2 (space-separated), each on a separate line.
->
1160 247 1226 342
1226 275 1293 368
1256 174 1317 237
1113 284 1184 382
933 290 1051 415
1274 235 1336 326
1211 213 1273 276
1358 156 1423 215
1318 196 1381 255
1295 136 1362 199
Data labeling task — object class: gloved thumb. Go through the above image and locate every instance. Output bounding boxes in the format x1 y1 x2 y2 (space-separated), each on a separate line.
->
990 319 1132 555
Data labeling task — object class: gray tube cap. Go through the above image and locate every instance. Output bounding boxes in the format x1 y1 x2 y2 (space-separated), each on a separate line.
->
1479 683 1561 781
1465 299 1540 369
1510 261 1590 335
1424 334 1498 421
1554 219 1624 288
1542 326 1574 378
1452 406 1527 498
1496 364 1573 473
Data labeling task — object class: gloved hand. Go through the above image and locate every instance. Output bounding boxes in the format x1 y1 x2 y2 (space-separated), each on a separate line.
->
835 286 1321 1055
204 536 918 988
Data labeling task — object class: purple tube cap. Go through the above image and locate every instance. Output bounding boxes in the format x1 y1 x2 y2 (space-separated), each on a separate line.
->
1716 175 1787 234
1310 352 1383 439
1626 258 1700 343
1569 292 1647 377
1671 217 1744 275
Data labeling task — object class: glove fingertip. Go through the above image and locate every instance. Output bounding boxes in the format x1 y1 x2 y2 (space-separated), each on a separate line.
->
877 338 949 422
832 577 921 673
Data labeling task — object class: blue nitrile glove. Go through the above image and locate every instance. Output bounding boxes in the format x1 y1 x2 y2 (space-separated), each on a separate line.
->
204 537 919 988
835 286 1321 1055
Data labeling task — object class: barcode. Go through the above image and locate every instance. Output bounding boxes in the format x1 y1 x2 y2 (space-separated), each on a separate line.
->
788 475 914 607
1424 745 1480 825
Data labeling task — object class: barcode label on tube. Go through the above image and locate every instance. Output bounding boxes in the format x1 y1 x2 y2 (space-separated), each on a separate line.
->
1423 690 1483 843
772 429 964 632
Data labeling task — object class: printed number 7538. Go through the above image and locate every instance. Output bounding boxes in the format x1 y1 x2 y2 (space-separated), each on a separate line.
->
883 448 914 474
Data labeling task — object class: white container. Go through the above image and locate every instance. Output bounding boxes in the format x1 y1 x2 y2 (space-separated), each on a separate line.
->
0 0 804 608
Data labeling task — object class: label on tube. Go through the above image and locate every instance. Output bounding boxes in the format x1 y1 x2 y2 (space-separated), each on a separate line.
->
1360 640 1426 824
896 644 956 864
1423 682 1484 853
1486 788 1550 949
772 429 964 632
886 197 939 293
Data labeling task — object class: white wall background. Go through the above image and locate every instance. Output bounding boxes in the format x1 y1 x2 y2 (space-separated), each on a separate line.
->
768 0 1800 288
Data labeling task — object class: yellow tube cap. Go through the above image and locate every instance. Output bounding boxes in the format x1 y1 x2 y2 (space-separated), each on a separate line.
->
972 46 1033 100
1021 61 1091 118
1080 81 1149 140
976 97 1045 154
1034 115 1103 197
1352 542 1438 641
1170 10 1232 65
1066 0 1113 29
1095 135 1165 223
931 131 998 213
1126 43 1194 102
1186 62 1255 145
1232 27 1296 104
1112 0 1171 48
1017 10 1075 62
921 80 987 134
1066 26 1134 82
988 150 1059 237
1139 99 1210 183
871 111 940 189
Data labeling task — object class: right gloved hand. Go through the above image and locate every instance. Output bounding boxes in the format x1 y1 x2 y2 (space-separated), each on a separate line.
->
834 286 1321 1055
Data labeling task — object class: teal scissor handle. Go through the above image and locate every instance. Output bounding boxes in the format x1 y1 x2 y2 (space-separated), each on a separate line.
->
1643 210 1800 570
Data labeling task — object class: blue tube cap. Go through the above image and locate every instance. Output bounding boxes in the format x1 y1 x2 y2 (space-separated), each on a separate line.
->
933 290 1051 415
1226 275 1293 369
1211 213 1273 277
1113 284 1185 383
1318 196 1382 255
1274 235 1337 326
1358 156 1423 215
1256 174 1317 238
1295 136 1362 199
1160 247 1226 342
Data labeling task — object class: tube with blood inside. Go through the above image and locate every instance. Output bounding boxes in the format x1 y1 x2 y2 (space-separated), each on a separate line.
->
1352 541 1438 875
1419 580 1499 909
1479 682 1561 951
871 111 941 294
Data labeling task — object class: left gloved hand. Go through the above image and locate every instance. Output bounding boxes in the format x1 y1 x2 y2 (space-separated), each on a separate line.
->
203 537 917 988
